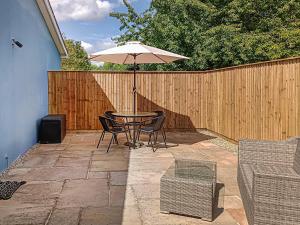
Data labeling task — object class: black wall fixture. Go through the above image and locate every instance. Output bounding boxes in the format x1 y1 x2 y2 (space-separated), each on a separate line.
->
12 38 23 48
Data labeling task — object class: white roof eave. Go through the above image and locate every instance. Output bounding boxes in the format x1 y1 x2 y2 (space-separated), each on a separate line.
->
36 0 68 58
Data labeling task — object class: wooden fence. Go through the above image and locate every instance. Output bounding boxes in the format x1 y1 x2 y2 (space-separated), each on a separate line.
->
48 57 300 141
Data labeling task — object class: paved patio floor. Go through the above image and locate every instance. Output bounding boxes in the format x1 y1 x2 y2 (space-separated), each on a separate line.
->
0 131 247 225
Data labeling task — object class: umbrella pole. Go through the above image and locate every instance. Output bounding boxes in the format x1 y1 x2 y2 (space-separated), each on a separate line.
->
133 55 137 147
133 56 137 114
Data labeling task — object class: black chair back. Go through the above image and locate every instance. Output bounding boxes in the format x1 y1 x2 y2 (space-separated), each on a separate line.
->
99 116 110 132
104 111 119 127
154 110 165 117
104 111 115 119
153 115 165 132
148 111 164 125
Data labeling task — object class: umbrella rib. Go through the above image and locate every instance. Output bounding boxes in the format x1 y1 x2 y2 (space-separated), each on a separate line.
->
153 54 168 63
124 53 143 64
89 55 98 60
123 54 130 64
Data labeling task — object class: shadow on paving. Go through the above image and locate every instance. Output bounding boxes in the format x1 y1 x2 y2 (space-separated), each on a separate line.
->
214 183 225 219
0 132 133 225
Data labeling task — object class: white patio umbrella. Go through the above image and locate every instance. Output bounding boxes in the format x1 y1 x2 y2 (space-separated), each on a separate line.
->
90 41 189 113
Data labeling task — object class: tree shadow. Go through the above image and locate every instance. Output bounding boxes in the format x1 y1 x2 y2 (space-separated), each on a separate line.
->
136 93 217 146
137 93 196 130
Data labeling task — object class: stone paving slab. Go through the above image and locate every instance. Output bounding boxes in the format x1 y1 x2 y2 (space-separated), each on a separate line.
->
16 154 59 168
90 160 129 172
0 206 52 225
92 151 130 161
87 171 108 179
138 198 213 225
57 179 109 208
19 167 88 181
131 183 160 199
60 150 93 158
55 156 90 168
80 207 124 225
110 185 126 207
127 170 163 185
0 181 63 208
110 171 128 186
48 207 81 225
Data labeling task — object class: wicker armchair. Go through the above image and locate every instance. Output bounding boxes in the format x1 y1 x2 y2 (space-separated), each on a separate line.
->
237 137 300 225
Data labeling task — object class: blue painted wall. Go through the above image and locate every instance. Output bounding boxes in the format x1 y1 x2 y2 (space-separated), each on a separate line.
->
0 0 61 171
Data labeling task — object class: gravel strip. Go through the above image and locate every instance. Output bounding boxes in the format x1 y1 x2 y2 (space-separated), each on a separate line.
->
197 129 238 154
0 144 40 179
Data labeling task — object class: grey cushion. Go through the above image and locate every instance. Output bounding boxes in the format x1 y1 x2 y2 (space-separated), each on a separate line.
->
293 139 300 174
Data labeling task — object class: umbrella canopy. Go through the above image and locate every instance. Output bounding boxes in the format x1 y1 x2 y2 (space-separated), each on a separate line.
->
89 41 189 64
90 41 188 111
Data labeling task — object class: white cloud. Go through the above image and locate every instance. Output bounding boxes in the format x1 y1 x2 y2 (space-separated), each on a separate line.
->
50 0 114 21
95 38 116 50
81 41 93 53
81 38 116 64
81 38 116 54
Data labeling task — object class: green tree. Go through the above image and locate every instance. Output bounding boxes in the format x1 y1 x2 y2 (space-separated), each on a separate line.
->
102 62 128 71
111 0 300 70
62 39 100 71
90 64 102 71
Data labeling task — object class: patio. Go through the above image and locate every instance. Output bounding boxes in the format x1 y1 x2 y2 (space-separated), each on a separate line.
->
0 131 246 225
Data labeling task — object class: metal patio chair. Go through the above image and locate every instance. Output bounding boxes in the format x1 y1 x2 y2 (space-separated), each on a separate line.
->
104 111 133 141
138 115 167 152
97 116 130 152
153 110 167 141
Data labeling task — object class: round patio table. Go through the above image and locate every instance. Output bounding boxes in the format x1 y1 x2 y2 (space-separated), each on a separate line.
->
112 111 157 148
112 111 157 118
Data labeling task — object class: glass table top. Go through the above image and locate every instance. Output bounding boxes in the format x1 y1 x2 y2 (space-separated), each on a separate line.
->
163 163 215 182
112 111 157 118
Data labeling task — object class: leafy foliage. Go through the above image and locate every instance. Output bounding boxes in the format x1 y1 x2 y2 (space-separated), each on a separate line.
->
102 62 128 71
62 39 101 71
111 0 300 70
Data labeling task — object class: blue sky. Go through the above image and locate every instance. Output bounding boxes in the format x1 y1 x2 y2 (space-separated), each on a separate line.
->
50 0 151 54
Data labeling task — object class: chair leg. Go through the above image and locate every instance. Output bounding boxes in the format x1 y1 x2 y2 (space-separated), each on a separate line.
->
152 132 157 152
101 131 105 141
97 131 104 148
114 134 119 144
128 127 133 140
126 120 132 140
137 129 141 141
148 133 152 145
162 129 167 148
150 133 155 152
107 135 114 153
125 131 131 150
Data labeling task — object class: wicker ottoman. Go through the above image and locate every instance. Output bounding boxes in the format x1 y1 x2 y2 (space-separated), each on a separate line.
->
160 159 217 221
